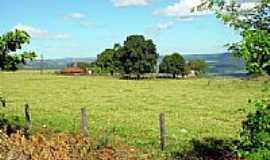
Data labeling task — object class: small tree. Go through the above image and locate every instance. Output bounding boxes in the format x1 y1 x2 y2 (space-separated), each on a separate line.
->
188 59 208 76
0 30 36 71
159 53 186 78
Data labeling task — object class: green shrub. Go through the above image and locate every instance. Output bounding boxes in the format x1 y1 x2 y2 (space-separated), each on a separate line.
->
238 99 270 159
0 97 23 135
0 113 22 134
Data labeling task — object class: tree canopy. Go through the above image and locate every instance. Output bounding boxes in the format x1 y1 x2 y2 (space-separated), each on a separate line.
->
159 53 186 78
0 29 36 71
96 48 116 75
114 35 158 78
198 0 270 75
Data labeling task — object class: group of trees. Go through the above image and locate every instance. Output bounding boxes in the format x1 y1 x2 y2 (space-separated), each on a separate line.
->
159 53 208 78
0 30 36 71
94 35 159 78
94 35 207 79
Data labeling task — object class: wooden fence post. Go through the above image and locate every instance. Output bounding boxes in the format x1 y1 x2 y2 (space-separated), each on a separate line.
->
207 80 211 86
24 104 31 130
0 97 6 107
1 100 6 107
159 113 166 151
80 107 88 136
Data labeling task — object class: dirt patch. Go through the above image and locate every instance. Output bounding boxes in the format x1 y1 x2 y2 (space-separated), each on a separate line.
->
0 131 148 160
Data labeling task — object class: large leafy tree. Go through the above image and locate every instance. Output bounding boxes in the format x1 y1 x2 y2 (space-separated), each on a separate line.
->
115 35 158 78
96 48 116 75
0 29 36 71
95 43 122 75
197 0 270 75
159 53 186 78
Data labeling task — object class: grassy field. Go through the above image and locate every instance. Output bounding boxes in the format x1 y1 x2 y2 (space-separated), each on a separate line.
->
0 71 265 158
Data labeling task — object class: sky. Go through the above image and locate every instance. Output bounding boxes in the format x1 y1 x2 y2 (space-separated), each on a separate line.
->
0 0 256 59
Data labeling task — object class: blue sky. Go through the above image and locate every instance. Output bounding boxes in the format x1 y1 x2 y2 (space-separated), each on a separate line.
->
0 0 248 59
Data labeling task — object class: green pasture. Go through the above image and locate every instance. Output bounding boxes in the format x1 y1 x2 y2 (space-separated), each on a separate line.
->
0 71 265 158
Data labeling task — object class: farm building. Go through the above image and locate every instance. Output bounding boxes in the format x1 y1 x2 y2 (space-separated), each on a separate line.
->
61 66 89 75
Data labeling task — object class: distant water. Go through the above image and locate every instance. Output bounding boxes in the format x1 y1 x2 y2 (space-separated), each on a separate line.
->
183 53 246 77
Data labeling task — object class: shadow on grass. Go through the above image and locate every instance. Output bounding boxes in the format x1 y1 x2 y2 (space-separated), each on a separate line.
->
168 137 242 160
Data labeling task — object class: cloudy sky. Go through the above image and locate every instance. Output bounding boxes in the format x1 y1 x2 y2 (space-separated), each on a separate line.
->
0 0 252 58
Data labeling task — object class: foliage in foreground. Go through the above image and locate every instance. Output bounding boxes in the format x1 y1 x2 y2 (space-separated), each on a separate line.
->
237 84 270 159
169 138 239 160
198 0 270 75
0 30 36 71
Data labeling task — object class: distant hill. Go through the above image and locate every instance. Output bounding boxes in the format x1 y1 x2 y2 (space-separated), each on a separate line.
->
24 53 246 76
183 53 246 76
23 57 96 70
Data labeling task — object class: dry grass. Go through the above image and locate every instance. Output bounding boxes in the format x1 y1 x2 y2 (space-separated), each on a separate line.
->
0 130 144 160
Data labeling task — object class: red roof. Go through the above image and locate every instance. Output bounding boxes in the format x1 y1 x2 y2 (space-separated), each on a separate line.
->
62 67 85 74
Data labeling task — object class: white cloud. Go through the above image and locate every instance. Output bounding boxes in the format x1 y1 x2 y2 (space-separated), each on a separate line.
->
179 17 194 21
65 12 86 19
157 21 174 30
111 0 151 7
54 33 70 39
13 24 69 40
154 0 211 19
64 12 96 29
13 24 50 38
146 21 175 38
154 0 258 20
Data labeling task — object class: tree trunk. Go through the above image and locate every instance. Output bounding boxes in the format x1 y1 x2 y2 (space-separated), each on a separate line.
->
137 74 141 80
173 73 176 79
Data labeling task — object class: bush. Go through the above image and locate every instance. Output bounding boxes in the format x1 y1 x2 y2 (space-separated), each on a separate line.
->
238 99 270 159
0 113 23 136
0 97 24 135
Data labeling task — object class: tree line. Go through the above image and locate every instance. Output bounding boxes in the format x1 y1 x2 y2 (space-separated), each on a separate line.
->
76 35 208 79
